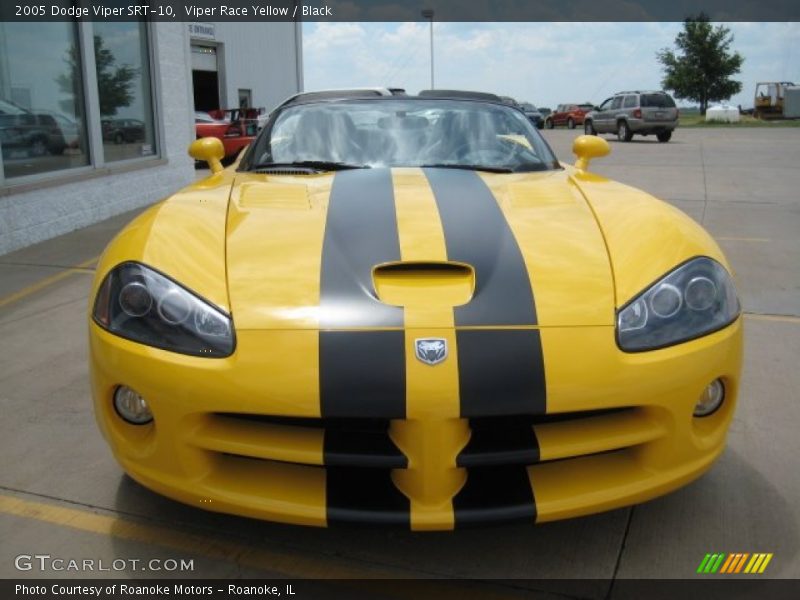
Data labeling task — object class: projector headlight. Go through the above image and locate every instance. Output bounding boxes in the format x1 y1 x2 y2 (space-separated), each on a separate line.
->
93 262 234 357
617 257 739 352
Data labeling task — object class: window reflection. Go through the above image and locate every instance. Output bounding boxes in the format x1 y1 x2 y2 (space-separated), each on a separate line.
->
0 22 89 178
93 22 156 162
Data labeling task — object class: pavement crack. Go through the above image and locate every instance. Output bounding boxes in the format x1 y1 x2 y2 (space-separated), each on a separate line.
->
744 310 800 318
0 261 96 271
605 506 635 600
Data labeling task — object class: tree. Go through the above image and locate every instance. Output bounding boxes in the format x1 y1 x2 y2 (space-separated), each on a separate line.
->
57 36 138 117
657 14 743 115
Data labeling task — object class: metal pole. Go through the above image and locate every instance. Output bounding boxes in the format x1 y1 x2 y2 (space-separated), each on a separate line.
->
430 18 434 89
422 9 434 89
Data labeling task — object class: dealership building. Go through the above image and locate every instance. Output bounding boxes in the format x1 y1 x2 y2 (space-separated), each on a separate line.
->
0 21 302 255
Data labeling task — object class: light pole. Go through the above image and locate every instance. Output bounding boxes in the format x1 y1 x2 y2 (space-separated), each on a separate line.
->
421 9 434 89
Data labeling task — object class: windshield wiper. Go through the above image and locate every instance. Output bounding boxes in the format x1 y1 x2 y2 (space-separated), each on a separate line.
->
251 161 370 172
420 163 514 173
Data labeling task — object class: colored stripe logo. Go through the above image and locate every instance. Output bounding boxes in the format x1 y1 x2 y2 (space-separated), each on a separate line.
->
697 553 773 574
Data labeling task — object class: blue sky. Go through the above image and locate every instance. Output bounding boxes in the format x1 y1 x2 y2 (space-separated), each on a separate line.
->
302 22 799 109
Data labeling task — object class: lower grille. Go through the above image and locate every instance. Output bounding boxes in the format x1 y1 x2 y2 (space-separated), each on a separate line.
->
193 413 406 468
188 405 666 526
458 407 661 467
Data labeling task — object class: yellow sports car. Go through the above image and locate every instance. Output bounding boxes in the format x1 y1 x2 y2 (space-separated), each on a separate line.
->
89 91 742 530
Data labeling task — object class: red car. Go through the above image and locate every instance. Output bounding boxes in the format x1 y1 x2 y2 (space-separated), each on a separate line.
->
194 110 258 160
544 103 595 129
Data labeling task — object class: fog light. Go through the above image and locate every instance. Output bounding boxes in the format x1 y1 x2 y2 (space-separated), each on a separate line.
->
694 379 725 417
113 386 153 424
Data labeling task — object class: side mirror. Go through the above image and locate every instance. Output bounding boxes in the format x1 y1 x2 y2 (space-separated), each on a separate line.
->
188 137 225 173
572 135 610 172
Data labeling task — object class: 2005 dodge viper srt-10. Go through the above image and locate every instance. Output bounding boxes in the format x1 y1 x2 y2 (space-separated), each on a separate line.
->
89 92 742 530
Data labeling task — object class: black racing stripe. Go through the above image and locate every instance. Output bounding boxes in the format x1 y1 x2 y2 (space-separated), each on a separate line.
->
457 416 540 467
324 427 408 468
319 168 403 329
453 466 536 526
319 331 406 418
456 329 546 417
318 168 406 419
423 168 537 327
326 468 410 527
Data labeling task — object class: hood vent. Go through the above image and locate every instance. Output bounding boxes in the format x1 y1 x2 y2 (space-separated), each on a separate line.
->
373 261 475 307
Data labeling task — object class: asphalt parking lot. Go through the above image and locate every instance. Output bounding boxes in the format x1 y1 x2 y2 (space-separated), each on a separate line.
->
1 127 798 596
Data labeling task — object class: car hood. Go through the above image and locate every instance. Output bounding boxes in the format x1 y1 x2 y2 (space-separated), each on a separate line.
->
226 167 614 330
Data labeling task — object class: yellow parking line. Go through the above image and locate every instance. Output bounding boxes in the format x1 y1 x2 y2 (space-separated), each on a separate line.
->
0 492 387 579
0 256 98 309
745 313 800 325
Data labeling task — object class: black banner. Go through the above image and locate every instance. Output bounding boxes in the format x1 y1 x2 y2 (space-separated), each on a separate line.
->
4 579 800 600
1 0 799 22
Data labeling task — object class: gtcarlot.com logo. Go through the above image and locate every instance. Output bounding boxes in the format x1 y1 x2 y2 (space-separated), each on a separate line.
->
697 552 773 574
14 554 194 573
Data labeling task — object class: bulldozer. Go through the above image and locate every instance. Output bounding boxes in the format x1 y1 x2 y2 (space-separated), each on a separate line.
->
754 82 800 119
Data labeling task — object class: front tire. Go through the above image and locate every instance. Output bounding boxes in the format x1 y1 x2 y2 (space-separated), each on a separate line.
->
584 120 597 135
617 121 633 142
657 131 672 143
546 119 554 129
567 117 576 129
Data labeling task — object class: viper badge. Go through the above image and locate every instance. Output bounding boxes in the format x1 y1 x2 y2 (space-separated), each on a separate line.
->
415 338 448 366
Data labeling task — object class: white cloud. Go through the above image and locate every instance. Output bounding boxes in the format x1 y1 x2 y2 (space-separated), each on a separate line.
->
302 22 800 109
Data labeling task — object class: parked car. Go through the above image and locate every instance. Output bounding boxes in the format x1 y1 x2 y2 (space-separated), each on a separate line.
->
584 91 678 142
33 109 82 149
519 102 544 129
102 118 145 144
90 90 742 529
195 109 258 161
0 100 67 157
544 103 595 129
538 107 552 118
498 95 522 108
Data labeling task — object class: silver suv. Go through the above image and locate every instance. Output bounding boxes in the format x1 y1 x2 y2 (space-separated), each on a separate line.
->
584 91 678 142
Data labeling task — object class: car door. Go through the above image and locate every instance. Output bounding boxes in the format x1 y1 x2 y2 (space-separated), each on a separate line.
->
559 105 575 126
550 105 561 126
593 98 613 132
608 96 623 130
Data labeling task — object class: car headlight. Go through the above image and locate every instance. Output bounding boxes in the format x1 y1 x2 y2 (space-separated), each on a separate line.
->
92 262 234 357
617 257 739 352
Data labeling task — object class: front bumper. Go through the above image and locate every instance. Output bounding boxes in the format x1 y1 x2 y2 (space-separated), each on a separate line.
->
627 118 678 134
90 318 743 530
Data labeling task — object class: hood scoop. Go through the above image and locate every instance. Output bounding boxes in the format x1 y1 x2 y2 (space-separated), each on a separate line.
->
373 261 475 307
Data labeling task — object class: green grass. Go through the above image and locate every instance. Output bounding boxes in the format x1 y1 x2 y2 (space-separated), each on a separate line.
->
679 113 800 127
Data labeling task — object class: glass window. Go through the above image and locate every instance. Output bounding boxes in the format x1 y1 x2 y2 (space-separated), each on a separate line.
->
249 99 559 173
0 22 89 178
611 97 623 110
92 22 156 162
641 93 676 108
623 95 637 108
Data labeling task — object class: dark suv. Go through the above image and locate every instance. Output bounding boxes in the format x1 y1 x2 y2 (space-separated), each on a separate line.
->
0 107 67 157
584 91 678 142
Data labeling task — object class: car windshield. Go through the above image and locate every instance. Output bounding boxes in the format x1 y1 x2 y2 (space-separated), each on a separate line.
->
243 98 559 173
641 94 676 108
578 104 594 111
